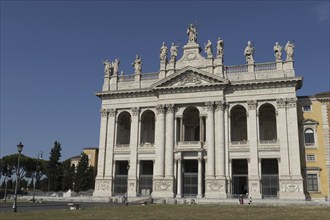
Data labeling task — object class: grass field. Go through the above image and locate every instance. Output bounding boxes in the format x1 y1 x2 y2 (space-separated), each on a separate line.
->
1 203 329 220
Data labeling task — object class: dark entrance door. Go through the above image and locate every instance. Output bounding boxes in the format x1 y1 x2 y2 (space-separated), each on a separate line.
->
113 161 128 195
183 160 198 196
261 159 279 198
232 159 248 196
139 161 153 196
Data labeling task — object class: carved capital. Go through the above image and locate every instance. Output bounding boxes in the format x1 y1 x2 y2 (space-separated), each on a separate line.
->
166 104 175 113
107 108 116 117
286 97 297 108
132 107 139 116
247 100 257 110
156 104 165 114
100 109 108 118
276 98 286 108
215 101 225 111
205 101 214 111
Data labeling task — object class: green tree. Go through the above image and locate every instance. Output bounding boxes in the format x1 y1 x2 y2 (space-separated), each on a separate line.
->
73 153 93 192
47 141 62 191
34 159 47 190
61 159 75 191
1 154 34 183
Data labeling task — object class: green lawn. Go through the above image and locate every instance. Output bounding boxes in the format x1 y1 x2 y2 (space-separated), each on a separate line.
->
1 204 329 220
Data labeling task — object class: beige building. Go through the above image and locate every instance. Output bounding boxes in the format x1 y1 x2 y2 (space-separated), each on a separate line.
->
93 26 305 200
71 147 99 175
298 92 330 200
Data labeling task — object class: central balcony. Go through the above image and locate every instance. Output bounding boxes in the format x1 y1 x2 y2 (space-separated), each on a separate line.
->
175 141 204 152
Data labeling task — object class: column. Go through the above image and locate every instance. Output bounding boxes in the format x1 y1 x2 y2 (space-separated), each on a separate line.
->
247 100 261 199
176 158 182 198
205 102 215 177
154 104 165 177
205 101 219 198
215 101 225 177
284 97 304 199
276 98 290 178
197 154 203 198
165 104 174 177
152 104 168 198
164 104 175 197
179 117 183 142
104 109 116 177
214 101 227 198
94 109 113 197
127 107 139 197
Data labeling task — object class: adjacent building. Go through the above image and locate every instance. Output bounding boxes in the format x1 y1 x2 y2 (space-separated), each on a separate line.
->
71 147 99 176
298 92 330 200
93 26 306 199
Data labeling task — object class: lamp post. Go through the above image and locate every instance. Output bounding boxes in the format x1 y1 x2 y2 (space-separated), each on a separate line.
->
32 151 43 203
13 142 24 213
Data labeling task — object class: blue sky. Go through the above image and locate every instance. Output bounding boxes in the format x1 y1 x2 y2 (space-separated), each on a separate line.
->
1 0 329 160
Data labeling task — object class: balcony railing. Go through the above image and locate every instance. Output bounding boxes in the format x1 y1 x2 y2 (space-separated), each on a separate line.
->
116 144 130 148
226 65 248 74
140 142 155 147
141 72 159 80
120 75 134 82
177 141 203 148
255 62 276 72
230 141 248 145
259 140 278 144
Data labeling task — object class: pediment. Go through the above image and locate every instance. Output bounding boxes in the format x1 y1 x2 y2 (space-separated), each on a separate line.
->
302 119 319 125
151 66 228 89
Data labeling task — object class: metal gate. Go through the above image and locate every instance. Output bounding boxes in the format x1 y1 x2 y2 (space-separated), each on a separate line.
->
261 175 279 198
183 172 198 196
139 174 153 196
113 175 127 195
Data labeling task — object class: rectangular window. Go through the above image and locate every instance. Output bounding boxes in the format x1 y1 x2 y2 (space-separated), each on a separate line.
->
302 105 311 112
306 154 315 161
307 174 318 191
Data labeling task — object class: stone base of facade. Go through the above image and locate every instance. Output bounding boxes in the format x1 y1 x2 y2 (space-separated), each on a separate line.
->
151 178 174 198
248 178 262 199
204 178 227 198
278 178 305 200
93 177 113 197
127 178 137 197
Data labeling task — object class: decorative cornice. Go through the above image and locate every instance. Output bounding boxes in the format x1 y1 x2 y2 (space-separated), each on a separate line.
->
156 104 165 114
276 98 286 108
247 100 257 110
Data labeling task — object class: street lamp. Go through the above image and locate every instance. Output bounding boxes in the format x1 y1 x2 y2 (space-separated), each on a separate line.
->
32 151 43 203
13 142 24 213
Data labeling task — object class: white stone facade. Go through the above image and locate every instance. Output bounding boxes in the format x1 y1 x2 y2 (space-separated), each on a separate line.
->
94 27 305 200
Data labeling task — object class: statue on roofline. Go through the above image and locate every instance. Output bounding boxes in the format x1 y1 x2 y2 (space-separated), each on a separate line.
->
132 55 142 74
273 42 282 61
170 43 179 62
285 41 295 61
244 40 255 64
216 37 224 58
187 23 198 43
204 40 213 58
160 42 168 62
103 60 112 76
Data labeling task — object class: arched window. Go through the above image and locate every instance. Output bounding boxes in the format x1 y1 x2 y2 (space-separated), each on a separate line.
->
259 104 277 141
140 110 155 145
183 107 200 141
304 128 315 145
230 105 247 142
116 111 131 145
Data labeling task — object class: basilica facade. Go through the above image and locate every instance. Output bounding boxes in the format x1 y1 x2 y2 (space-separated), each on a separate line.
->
93 26 305 200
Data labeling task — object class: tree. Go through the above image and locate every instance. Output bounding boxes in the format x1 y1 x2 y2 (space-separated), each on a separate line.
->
1 154 34 183
73 153 93 192
34 159 47 190
47 141 62 191
61 159 75 191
